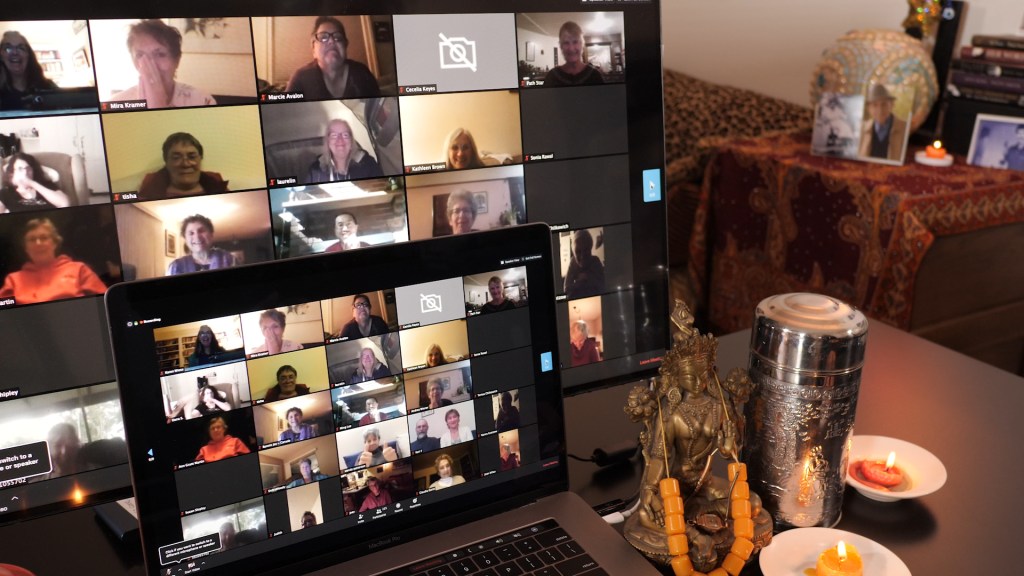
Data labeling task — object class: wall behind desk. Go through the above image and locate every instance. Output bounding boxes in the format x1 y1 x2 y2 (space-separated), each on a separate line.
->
662 0 1024 106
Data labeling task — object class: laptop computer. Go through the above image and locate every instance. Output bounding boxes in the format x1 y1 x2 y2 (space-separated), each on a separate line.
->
106 223 660 576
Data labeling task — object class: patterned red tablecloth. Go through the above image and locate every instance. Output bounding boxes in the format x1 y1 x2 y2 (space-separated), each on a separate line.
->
687 131 1024 332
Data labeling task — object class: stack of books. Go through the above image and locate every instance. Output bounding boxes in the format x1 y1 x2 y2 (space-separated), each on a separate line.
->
951 35 1024 107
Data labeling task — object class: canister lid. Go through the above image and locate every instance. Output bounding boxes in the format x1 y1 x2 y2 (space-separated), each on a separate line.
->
751 293 868 374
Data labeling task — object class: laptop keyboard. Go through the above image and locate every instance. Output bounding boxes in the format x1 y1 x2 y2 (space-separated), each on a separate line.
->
382 519 608 576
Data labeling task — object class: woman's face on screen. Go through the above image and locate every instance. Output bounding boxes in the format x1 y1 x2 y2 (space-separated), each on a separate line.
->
448 134 475 170
24 226 57 264
445 410 460 429
438 458 452 478
184 222 213 254
208 420 226 441
448 200 475 235
131 33 178 84
313 22 346 71
166 142 203 190
326 121 353 164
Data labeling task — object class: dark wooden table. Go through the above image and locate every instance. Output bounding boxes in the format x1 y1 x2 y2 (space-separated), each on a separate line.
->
567 320 1024 574
3 321 1018 574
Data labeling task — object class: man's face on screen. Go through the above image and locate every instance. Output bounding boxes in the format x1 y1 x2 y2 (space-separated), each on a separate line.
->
166 142 203 190
335 213 358 241
184 222 213 254
313 22 346 71
415 419 428 438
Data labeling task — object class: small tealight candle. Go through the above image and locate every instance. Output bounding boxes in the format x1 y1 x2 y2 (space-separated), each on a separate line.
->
925 140 947 159
915 140 954 166
816 540 863 576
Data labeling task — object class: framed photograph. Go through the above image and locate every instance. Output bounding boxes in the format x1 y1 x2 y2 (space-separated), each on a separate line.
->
525 41 536 62
165 231 176 257
472 191 488 214
967 113 1024 171
810 84 914 166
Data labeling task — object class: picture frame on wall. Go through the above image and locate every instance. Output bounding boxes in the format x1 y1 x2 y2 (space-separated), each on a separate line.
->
165 231 176 257
968 113 1024 172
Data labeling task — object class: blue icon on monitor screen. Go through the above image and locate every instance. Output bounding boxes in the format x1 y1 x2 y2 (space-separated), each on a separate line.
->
642 168 662 202
540 352 553 372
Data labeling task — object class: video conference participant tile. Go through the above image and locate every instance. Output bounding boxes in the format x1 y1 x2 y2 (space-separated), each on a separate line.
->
179 497 268 554
520 84 628 162
0 297 113 394
0 114 110 210
270 182 408 260
394 277 466 328
175 451 262 514
253 388 334 449
90 18 258 110
0 20 99 118
241 305 325 360
398 91 522 174
329 379 406 431
398 320 470 373
403 360 473 416
515 12 626 88
152 315 245 375
404 165 525 241
336 418 411 472
403 398 476 452
341 457 415 516
0 382 126 484
477 427 539 476
463 266 528 316
393 14 517 94
161 361 253 423
0 204 120 308
324 335 402 387
523 155 630 230
251 15 398 99
475 386 536 437
411 441 478 494
113 190 274 281
554 223 634 300
101 105 267 199
264 475 345 537
260 98 403 188
556 292 639 388
258 435 341 493
246 347 331 405
167 409 258 468
469 347 534 397
320 290 400 343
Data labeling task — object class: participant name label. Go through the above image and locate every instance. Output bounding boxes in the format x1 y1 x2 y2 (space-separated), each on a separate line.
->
399 84 438 94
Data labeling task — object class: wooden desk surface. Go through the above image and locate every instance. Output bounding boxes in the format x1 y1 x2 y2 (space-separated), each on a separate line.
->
3 322 1019 575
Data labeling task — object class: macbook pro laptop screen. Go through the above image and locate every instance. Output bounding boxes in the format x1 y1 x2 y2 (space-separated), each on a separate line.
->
106 224 568 575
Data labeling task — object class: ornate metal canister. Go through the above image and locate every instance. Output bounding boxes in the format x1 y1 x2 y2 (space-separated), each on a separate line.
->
742 293 868 529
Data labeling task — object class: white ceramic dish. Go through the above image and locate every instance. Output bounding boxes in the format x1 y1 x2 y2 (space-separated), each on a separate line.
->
759 527 910 576
846 435 947 502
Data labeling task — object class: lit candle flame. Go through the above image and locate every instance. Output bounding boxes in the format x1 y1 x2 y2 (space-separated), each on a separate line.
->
932 140 943 150
885 451 897 471
837 540 848 563
72 486 84 504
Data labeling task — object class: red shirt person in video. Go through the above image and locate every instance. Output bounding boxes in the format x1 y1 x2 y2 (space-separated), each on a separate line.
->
138 133 229 200
195 416 250 462
0 217 107 304
286 17 380 99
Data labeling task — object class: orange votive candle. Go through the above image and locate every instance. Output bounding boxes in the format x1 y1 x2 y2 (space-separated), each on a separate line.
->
925 140 946 159
815 541 863 576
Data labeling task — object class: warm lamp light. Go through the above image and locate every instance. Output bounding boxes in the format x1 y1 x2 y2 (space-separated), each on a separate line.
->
72 486 84 504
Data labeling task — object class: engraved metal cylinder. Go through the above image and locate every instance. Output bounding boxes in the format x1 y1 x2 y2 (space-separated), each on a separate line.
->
742 293 868 529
